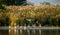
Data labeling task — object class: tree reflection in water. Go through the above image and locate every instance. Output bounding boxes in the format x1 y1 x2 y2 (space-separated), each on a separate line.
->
9 29 60 35
0 28 60 35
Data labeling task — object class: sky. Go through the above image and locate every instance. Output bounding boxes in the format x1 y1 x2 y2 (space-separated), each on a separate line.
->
27 0 60 5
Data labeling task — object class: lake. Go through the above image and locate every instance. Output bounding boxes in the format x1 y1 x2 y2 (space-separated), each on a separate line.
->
0 28 60 35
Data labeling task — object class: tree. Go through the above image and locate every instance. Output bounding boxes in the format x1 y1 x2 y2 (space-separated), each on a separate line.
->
5 0 27 5
41 2 51 5
0 0 5 10
0 13 10 26
26 1 34 6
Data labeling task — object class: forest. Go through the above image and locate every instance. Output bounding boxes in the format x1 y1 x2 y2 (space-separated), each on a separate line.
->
0 0 60 27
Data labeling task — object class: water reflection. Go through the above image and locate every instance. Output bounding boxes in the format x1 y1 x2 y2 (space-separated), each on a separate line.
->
9 29 18 35
9 29 60 35
0 29 60 35
0 30 8 35
41 30 60 35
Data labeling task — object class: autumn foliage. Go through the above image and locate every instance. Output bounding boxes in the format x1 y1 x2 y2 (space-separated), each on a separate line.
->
0 5 60 26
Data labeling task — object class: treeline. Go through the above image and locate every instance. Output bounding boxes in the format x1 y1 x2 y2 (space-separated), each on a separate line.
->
0 0 26 5
0 0 27 10
5 0 27 5
0 5 60 27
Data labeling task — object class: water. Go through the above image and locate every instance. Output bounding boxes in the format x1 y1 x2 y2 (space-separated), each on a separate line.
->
0 29 60 35
0 30 8 35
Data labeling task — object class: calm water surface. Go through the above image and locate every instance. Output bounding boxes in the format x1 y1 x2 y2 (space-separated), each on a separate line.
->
0 29 60 35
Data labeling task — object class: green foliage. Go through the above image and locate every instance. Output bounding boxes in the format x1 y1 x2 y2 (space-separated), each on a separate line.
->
0 0 6 10
5 0 27 5
16 19 21 25
0 13 10 26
